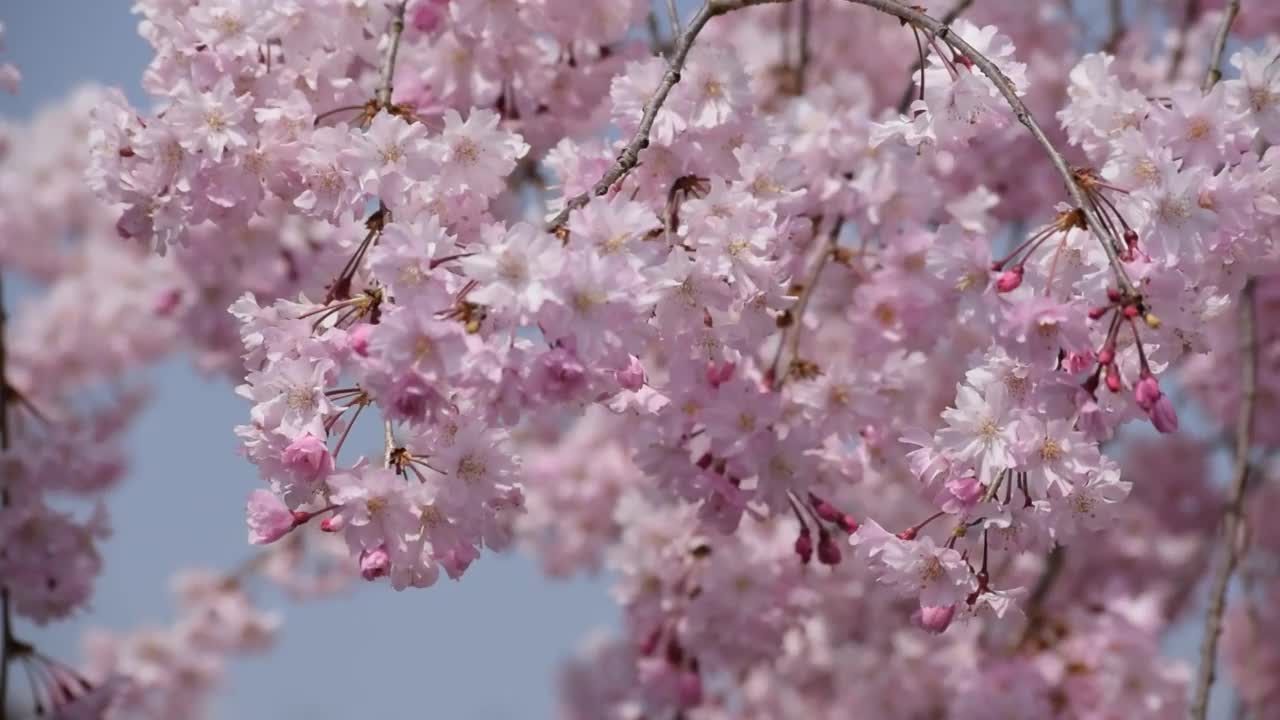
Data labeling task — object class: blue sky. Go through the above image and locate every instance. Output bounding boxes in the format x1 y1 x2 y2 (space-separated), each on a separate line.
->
1 4 616 718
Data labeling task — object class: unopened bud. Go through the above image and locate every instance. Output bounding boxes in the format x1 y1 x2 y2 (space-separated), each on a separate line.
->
1105 364 1121 393
995 265 1024 293
817 531 842 565
1088 306 1110 320
794 528 813 564
914 604 957 634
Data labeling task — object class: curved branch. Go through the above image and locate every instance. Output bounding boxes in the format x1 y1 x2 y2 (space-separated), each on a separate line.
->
1203 0 1241 92
836 0 1137 297
544 0 788 233
1189 279 1258 720
375 1 409 110
0 273 9 720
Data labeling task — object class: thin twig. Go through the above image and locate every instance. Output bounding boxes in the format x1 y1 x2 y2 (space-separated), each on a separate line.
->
375 1 409 110
796 0 812 94
1190 279 1257 720
1103 0 1125 53
383 419 396 468
770 217 843 388
894 0 975 113
666 0 682 38
0 272 10 717
1203 0 1241 92
838 0 1139 297
544 0 789 233
1168 0 1201 82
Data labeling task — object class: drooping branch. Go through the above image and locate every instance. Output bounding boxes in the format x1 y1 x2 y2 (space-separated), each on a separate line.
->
1168 0 1202 82
549 0 1139 296
1203 0 1241 92
769 217 844 389
1189 279 1258 720
375 1 409 110
545 0 788 233
796 0 812 94
837 0 1138 297
0 273 10 720
894 0 975 113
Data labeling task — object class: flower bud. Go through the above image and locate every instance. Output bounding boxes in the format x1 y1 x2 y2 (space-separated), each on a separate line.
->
817 531 842 565
1134 374 1161 410
615 354 646 392
913 604 957 634
794 528 813 564
1150 394 1179 433
1104 364 1121 393
995 265 1024 293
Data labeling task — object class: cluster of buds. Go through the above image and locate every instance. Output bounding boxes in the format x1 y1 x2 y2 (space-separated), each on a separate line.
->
1084 289 1177 432
990 208 1086 294
790 492 858 566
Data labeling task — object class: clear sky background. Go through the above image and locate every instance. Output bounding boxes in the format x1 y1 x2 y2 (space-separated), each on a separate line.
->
0 1 1239 719
0 4 618 719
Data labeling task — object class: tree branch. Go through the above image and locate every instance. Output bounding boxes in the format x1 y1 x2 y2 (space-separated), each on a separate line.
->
0 272 11 718
375 1 409 110
769 217 843 388
1189 278 1257 720
544 0 789 233
894 0 975 113
839 0 1138 297
796 0 812 94
1168 0 1202 82
1203 0 1241 92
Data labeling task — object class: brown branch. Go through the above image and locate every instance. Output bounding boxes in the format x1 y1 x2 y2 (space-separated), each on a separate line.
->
1203 0 1242 92
839 0 1139 298
544 0 789 233
1190 278 1258 720
0 272 10 717
1168 0 1202 82
1103 0 1125 53
375 1 409 110
796 0 812 94
894 0 976 113
769 217 843 388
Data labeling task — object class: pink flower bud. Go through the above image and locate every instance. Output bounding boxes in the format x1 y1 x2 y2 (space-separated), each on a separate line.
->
246 489 296 545
913 604 957 634
1104 364 1121 392
1150 394 1179 433
1088 305 1110 320
282 433 334 482
1133 374 1161 411
838 514 859 533
794 528 813 564
154 288 182 316
705 360 735 388
360 545 391 580
677 670 703 707
409 0 449 33
615 354 646 392
320 515 345 532
995 265 1024 293
1097 347 1115 366
817 531 842 565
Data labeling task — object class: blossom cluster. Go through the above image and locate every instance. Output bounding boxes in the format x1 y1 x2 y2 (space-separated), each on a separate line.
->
0 0 1276 717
